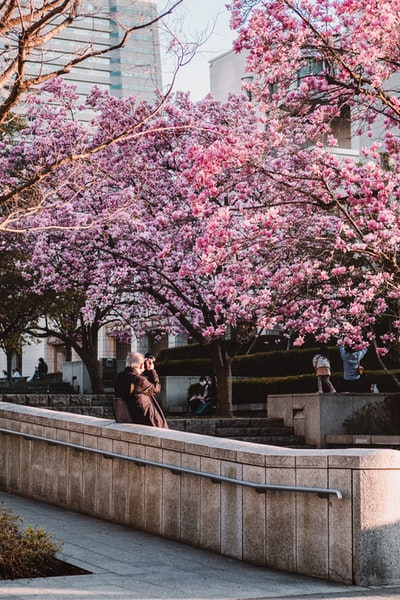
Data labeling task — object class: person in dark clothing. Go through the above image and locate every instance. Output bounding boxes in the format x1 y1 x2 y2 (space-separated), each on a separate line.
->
114 352 168 428
143 352 157 381
38 358 48 378
193 375 218 416
188 376 208 413
27 357 48 381
113 358 137 422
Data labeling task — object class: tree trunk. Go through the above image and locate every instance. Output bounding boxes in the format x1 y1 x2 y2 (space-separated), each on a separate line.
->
5 347 13 388
34 317 105 394
209 339 233 418
371 337 400 391
71 322 105 394
84 353 105 394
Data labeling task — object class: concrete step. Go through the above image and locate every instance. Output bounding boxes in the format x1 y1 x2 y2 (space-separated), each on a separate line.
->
215 426 295 438
214 416 308 447
233 435 310 447
168 416 310 448
217 417 284 428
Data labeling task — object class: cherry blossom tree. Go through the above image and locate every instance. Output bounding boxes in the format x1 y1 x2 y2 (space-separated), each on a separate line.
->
226 0 400 377
17 204 143 394
229 0 400 137
12 86 280 414
0 0 196 230
62 90 319 416
11 0 400 411
0 240 53 383
18 71 398 412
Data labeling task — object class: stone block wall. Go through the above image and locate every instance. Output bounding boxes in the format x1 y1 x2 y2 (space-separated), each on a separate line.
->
1 392 266 422
1 393 114 418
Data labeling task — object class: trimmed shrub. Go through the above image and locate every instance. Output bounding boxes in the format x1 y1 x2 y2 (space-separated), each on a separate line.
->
343 395 400 435
157 348 337 378
156 358 212 377
232 349 319 377
157 336 293 362
359 370 400 393
187 375 316 405
232 375 317 403
185 371 400 405
0 507 62 580
157 342 400 400
158 343 400 378
157 345 210 362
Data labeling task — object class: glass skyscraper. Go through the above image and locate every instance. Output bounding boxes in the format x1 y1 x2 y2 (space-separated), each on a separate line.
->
16 0 162 104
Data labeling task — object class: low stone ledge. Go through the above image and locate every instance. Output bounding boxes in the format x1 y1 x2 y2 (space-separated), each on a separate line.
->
2 403 400 585
0 393 114 418
327 434 400 448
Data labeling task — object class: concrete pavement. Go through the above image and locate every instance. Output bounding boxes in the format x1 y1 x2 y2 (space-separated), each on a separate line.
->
1 491 400 600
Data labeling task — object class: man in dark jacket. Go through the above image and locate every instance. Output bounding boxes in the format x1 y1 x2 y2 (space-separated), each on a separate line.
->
114 352 168 428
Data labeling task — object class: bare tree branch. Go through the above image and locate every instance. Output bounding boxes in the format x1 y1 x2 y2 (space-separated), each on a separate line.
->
0 0 184 123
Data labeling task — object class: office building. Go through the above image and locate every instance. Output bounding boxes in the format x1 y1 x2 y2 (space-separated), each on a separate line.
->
54 0 163 102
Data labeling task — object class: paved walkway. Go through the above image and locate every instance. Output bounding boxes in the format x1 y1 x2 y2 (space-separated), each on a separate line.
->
1 491 400 600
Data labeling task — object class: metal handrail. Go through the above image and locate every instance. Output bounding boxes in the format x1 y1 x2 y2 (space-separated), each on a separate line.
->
0 427 343 499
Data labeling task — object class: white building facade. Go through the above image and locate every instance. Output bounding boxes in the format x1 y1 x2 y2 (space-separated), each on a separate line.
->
209 47 396 163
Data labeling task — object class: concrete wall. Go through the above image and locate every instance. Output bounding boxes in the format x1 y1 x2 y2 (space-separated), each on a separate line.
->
62 361 92 394
1 403 400 586
159 375 199 413
159 376 268 414
267 393 391 448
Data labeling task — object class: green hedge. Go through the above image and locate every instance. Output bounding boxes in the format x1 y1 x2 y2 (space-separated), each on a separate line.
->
156 343 400 402
187 374 318 404
157 344 400 379
157 345 210 362
157 348 340 378
232 349 322 377
156 358 212 377
156 349 321 377
185 370 400 405
232 375 314 403
157 338 287 362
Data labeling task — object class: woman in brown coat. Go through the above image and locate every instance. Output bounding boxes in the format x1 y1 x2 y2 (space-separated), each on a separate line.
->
114 352 168 428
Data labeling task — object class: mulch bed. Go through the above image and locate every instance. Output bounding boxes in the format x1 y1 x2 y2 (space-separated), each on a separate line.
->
1 558 91 580
38 557 91 578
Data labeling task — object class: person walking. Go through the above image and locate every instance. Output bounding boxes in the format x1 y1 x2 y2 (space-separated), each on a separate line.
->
312 346 336 393
339 345 367 392
114 352 168 428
